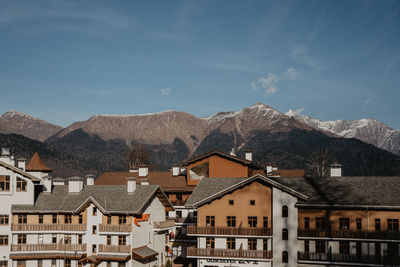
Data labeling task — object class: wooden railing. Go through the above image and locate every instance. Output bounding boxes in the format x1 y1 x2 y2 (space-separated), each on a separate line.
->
298 229 400 240
298 252 400 265
11 244 86 252
153 220 175 229
187 226 272 236
187 247 272 259
98 244 131 253
11 224 87 232
99 224 131 232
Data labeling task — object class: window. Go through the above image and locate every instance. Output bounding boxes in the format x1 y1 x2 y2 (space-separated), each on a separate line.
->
250 200 255 205
282 251 288 263
263 216 268 228
316 217 326 229
118 235 126 245
356 218 362 230
282 228 288 240
78 214 83 224
18 215 27 224
18 234 26 244
16 178 27 192
282 206 288 217
107 216 112 224
92 244 97 253
16 261 25 267
227 216 236 227
78 235 82 244
206 237 215 248
304 217 310 229
52 234 57 244
176 193 182 201
92 207 97 216
375 218 381 231
206 216 215 227
316 240 326 253
304 240 309 253
37 260 42 267
388 219 399 232
119 215 126 224
0 215 9 225
0 176 10 192
51 260 56 267
38 215 43 224
64 215 72 224
38 234 43 244
64 234 71 244
176 211 182 218
0 261 8 267
193 211 197 219
339 241 350 254
339 218 350 230
228 200 234 205
92 225 97 234
227 238 235 249
263 239 268 251
52 215 57 224
65 259 71 267
248 238 257 250
248 216 257 227
0 236 8 246
107 235 111 245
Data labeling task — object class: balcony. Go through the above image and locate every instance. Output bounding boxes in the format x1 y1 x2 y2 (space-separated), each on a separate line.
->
298 229 400 240
187 226 272 237
170 200 186 206
153 220 175 230
298 252 400 265
187 247 272 259
11 244 86 252
98 244 131 254
11 224 87 232
99 224 131 233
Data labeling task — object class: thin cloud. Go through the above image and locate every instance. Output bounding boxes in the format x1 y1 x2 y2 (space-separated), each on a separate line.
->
160 87 171 96
284 67 299 80
251 67 298 96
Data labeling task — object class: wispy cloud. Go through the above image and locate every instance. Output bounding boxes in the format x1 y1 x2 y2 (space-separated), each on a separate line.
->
251 67 298 96
160 87 171 96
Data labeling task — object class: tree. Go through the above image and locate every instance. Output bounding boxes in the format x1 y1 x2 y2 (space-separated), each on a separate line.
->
127 144 151 170
310 147 331 177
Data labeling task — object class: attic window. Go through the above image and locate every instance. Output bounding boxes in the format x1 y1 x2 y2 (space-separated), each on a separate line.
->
16 178 27 192
92 207 97 216
229 200 234 205
250 200 255 205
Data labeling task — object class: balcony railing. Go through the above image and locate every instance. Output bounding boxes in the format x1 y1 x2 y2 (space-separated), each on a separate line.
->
11 244 86 252
153 220 175 229
298 229 400 240
187 247 272 259
98 244 131 253
11 224 87 232
298 252 400 265
99 224 131 233
187 226 272 236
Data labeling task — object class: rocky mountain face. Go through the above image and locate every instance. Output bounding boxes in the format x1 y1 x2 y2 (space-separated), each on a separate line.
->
286 110 400 156
0 110 62 142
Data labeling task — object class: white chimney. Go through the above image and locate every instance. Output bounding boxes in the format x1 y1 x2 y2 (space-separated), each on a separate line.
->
67 177 84 193
245 150 252 162
138 165 148 177
141 178 149 186
53 177 65 186
86 174 95 186
42 175 52 193
17 158 26 171
330 163 342 177
0 148 13 165
266 164 278 174
230 148 236 156
172 165 180 176
127 177 136 193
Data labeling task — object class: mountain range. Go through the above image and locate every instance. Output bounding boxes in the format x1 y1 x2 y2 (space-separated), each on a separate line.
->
0 103 399 177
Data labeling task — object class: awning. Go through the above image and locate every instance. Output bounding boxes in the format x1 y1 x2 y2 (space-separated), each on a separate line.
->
132 246 158 261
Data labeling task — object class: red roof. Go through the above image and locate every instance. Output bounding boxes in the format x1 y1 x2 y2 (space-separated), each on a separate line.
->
25 152 52 172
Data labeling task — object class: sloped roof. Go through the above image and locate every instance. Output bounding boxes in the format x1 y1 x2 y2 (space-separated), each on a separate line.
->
271 176 400 208
0 160 40 182
132 246 158 260
182 150 253 166
26 152 52 172
12 184 172 214
269 169 305 178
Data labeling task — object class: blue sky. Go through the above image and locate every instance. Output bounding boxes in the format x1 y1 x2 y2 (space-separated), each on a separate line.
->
1 0 399 128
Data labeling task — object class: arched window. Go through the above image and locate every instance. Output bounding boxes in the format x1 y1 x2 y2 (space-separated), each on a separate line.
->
282 228 288 240
282 205 288 217
282 251 288 263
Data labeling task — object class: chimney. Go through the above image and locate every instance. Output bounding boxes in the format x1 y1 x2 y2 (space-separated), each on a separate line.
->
141 178 149 186
53 177 65 186
67 176 83 193
127 177 136 193
230 148 236 156
138 165 149 177
42 175 52 193
266 164 278 174
245 150 253 162
330 163 342 177
17 158 26 171
172 165 180 176
86 174 95 186
0 148 13 165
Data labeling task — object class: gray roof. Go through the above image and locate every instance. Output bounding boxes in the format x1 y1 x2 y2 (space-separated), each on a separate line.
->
12 184 163 214
271 176 400 208
132 246 158 258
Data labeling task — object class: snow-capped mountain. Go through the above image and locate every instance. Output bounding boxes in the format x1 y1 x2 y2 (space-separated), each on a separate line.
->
0 110 63 142
286 109 400 155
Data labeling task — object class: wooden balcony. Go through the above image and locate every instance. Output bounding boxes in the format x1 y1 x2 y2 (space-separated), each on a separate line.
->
11 224 87 232
187 226 272 236
11 244 86 252
298 228 400 240
187 247 272 259
153 220 175 229
98 244 131 254
298 252 400 265
99 224 131 233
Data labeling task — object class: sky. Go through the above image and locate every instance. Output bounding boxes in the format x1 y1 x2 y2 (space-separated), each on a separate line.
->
0 0 399 128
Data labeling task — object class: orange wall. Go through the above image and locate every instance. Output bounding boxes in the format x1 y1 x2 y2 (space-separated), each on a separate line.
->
197 181 272 227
